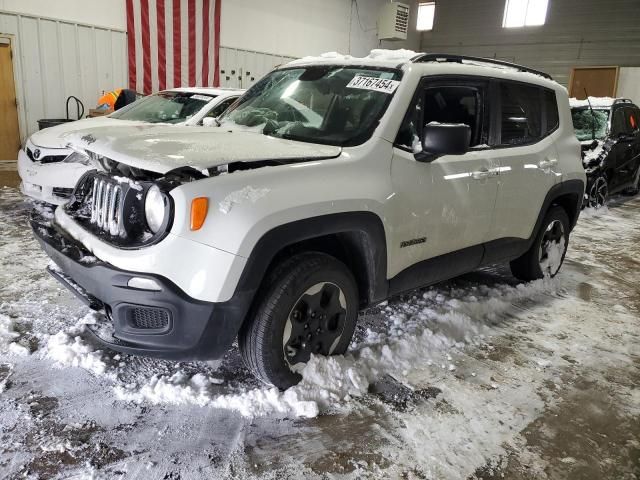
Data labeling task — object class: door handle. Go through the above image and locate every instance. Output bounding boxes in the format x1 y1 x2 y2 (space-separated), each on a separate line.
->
471 167 494 180
538 158 558 169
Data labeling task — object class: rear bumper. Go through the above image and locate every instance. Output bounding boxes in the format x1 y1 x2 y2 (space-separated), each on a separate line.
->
31 212 251 361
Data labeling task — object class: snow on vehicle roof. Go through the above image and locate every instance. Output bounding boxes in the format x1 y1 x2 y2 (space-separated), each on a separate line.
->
569 97 617 108
164 87 245 96
286 49 420 69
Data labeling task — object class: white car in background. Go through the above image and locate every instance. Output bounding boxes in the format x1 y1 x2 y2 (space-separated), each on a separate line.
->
18 87 243 204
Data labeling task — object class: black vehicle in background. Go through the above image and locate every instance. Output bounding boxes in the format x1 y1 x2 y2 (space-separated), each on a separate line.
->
570 98 640 208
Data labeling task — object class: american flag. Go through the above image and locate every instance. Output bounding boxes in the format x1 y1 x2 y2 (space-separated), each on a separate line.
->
125 0 221 95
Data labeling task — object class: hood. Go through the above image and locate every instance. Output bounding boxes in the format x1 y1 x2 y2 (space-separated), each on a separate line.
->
29 117 145 149
62 124 343 174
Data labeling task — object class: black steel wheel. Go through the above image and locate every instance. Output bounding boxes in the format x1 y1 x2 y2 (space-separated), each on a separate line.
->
510 206 570 281
239 252 358 389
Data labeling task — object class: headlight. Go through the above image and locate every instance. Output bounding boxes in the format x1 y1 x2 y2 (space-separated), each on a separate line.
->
144 185 167 233
63 151 92 166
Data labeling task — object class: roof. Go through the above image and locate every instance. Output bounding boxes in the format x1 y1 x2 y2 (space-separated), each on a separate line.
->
568 97 631 109
163 87 245 97
284 49 559 87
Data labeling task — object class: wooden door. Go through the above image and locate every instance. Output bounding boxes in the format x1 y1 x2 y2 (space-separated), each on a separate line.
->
569 66 619 100
0 40 20 160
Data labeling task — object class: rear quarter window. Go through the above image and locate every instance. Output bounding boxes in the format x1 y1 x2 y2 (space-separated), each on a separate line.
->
544 90 559 135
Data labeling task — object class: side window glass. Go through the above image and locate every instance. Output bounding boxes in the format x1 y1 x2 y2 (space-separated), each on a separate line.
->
500 83 542 145
625 108 639 133
611 108 629 136
395 93 424 153
203 97 237 121
544 89 559 134
422 85 485 146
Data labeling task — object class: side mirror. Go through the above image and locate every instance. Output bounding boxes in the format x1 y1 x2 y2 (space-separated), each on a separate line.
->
202 117 217 127
419 123 471 161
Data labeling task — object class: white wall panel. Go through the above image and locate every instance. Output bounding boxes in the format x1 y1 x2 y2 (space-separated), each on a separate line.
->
0 11 127 141
618 68 640 105
419 0 640 87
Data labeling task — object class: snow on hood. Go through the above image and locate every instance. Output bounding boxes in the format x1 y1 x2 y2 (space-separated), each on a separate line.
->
29 117 140 149
569 97 617 109
62 124 342 174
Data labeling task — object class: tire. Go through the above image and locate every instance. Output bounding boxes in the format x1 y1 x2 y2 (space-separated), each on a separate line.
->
239 252 359 389
510 206 570 281
587 174 609 208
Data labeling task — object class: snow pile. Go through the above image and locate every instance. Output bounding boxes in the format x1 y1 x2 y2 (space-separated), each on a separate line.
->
582 140 605 168
0 314 28 356
45 332 108 376
115 278 559 418
290 49 419 67
218 186 270 214
114 372 223 407
569 97 617 108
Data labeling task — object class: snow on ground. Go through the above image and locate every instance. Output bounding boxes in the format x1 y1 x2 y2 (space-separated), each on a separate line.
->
1 186 639 479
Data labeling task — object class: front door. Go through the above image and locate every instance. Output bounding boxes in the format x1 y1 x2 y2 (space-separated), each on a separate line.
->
0 39 20 160
387 79 499 279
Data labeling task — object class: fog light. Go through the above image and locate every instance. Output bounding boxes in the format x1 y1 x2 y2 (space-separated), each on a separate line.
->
127 277 162 291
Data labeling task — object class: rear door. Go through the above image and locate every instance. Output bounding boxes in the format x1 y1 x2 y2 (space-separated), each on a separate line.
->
488 82 560 243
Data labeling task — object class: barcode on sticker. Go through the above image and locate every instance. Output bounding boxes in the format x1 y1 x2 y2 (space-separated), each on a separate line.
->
190 94 213 102
347 75 400 94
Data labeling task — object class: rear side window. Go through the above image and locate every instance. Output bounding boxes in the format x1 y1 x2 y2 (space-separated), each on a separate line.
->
544 90 559 134
625 108 639 133
499 83 542 145
612 107 631 136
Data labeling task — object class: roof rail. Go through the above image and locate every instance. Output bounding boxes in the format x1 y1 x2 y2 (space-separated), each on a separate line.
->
613 98 633 104
411 53 553 80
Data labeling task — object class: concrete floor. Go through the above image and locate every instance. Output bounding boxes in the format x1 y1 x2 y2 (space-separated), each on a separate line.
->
0 163 638 479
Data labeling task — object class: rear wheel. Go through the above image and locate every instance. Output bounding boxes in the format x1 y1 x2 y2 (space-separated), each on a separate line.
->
510 206 570 281
587 174 609 208
239 252 358 389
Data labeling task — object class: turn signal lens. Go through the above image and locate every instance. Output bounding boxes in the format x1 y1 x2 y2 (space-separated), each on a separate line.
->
190 197 209 231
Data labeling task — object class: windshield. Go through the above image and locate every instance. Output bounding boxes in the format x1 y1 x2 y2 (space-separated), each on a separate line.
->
219 66 403 146
110 91 215 124
571 107 609 141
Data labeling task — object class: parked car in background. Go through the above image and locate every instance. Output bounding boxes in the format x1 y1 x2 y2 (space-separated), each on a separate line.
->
18 88 243 205
570 97 640 208
31 51 584 388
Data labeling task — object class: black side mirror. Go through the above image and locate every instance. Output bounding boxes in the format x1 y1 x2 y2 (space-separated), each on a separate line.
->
418 123 471 161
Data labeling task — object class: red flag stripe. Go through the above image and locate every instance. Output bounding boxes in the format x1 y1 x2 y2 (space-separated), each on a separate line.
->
140 0 152 94
156 0 166 91
214 0 221 87
172 0 181 88
126 0 136 90
202 0 210 86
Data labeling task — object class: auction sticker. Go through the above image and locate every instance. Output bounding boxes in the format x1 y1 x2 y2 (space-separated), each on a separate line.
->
190 94 214 101
347 75 400 94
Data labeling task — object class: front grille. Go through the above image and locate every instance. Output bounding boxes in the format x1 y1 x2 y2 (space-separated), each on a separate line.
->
90 177 123 236
52 187 74 198
26 148 67 164
127 306 170 330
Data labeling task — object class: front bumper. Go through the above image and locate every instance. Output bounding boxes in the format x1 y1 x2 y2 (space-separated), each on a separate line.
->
18 149 90 205
31 212 251 361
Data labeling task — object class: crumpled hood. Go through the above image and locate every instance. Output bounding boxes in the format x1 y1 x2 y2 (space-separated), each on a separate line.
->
62 124 343 174
30 117 141 149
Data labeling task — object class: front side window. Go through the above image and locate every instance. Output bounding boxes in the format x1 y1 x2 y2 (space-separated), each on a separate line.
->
500 83 542 145
396 82 487 152
202 97 238 121
110 91 215 124
219 66 402 146
611 108 631 137
571 108 609 141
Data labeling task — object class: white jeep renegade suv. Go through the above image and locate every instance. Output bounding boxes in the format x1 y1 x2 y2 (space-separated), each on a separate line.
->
32 50 585 388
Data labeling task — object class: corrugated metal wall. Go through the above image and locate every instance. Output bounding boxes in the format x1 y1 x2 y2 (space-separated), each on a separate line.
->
0 11 127 142
218 46 297 89
420 0 640 87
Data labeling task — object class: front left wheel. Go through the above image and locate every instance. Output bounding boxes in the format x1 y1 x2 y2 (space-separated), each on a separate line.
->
239 252 359 389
